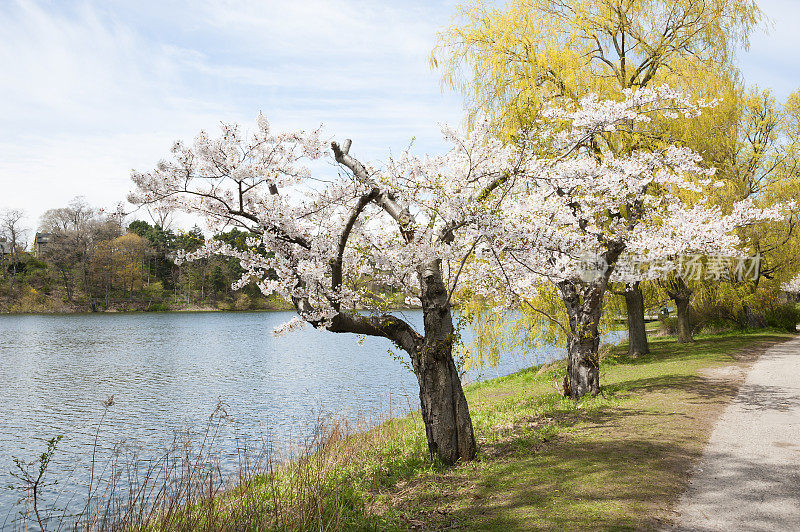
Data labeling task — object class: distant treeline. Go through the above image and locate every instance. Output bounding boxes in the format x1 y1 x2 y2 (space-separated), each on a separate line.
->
0 198 290 313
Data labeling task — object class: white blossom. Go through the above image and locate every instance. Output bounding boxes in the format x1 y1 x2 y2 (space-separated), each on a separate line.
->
130 87 788 334
130 114 524 330
783 273 800 294
272 315 307 336
467 87 787 301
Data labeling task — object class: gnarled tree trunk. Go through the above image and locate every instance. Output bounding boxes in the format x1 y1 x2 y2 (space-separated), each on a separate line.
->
412 260 476 464
565 326 600 398
326 140 476 465
324 259 476 465
412 342 475 464
556 243 625 399
558 279 605 398
625 282 650 357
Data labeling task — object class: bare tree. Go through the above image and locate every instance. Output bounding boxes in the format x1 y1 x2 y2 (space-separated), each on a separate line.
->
147 204 174 231
1 208 28 295
39 197 122 304
40 200 94 302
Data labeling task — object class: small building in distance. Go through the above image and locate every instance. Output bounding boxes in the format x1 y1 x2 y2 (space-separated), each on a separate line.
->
34 232 53 258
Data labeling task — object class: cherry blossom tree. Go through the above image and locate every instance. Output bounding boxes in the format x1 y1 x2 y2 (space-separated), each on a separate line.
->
469 86 788 398
129 116 524 465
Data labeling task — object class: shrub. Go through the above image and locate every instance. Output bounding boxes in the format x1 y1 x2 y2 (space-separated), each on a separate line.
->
657 317 678 336
763 303 800 332
697 318 735 335
234 293 252 311
11 287 48 312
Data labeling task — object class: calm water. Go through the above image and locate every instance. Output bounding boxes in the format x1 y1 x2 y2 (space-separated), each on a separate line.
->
0 311 624 526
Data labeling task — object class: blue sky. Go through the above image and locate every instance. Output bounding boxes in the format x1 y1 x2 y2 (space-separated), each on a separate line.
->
0 0 798 232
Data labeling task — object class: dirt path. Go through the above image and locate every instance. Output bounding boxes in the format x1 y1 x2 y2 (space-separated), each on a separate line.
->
672 336 800 531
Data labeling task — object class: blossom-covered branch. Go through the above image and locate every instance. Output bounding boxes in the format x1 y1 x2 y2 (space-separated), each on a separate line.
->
129 115 525 465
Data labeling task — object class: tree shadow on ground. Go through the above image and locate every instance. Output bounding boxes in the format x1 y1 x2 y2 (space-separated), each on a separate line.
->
441 439 800 531
606 374 740 405
546 403 695 431
668 448 800 531
404 437 697 530
734 382 800 412
605 369 800 412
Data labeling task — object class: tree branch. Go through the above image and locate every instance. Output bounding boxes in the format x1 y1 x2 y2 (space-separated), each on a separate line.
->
331 140 415 243
330 189 379 309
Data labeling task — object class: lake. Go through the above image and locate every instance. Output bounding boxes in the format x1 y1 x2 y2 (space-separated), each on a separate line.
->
0 311 624 526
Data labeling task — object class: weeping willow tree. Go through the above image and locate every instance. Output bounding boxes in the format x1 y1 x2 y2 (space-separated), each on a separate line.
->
435 0 765 366
671 87 800 336
456 283 621 387
432 0 763 135
725 88 800 284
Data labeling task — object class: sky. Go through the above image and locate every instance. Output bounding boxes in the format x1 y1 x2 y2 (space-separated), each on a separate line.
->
0 0 798 236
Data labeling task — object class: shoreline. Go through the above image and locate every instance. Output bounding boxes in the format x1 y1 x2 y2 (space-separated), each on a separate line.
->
8 329 791 530
0 305 424 316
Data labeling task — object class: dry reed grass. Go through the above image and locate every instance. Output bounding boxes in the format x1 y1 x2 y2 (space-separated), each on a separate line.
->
7 400 424 531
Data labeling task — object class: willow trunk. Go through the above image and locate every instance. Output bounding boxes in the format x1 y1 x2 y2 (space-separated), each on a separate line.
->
675 296 694 343
625 282 650 356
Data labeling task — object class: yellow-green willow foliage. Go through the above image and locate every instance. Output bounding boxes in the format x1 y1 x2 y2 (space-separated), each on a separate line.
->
649 85 800 291
455 285 620 370
656 88 800 325
728 88 800 290
432 0 763 137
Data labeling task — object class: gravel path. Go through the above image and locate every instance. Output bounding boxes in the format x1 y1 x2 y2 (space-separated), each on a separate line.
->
672 336 800 531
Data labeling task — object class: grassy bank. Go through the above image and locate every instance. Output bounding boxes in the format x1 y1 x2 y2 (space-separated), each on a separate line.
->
78 330 794 531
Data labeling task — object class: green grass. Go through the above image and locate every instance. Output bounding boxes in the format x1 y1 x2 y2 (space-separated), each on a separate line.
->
140 330 795 531
368 330 795 530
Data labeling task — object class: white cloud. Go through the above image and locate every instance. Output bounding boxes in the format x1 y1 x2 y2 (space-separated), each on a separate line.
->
1 0 797 233
0 0 464 228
